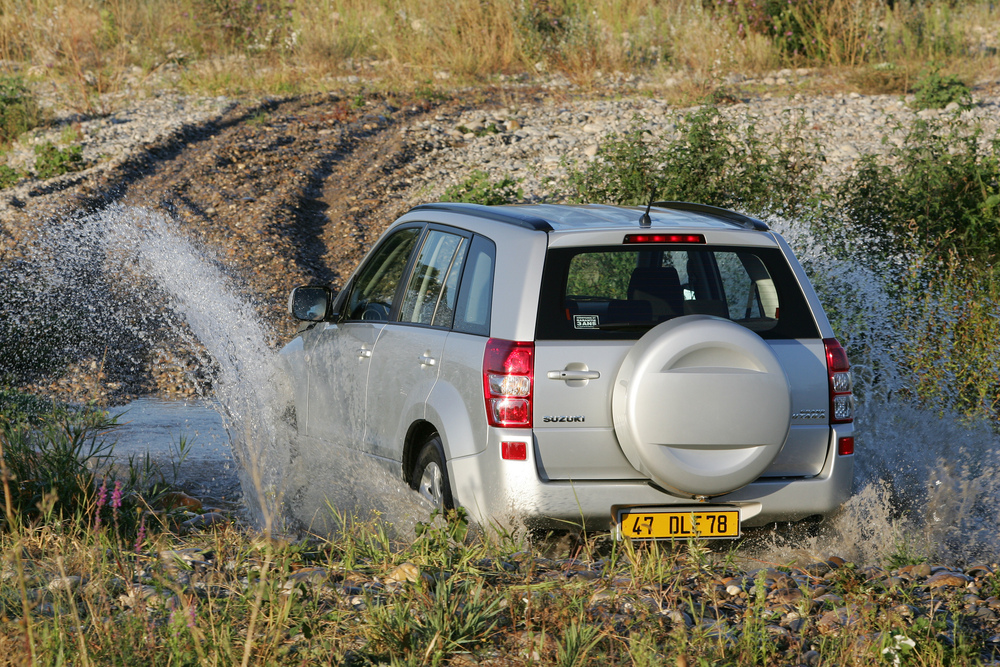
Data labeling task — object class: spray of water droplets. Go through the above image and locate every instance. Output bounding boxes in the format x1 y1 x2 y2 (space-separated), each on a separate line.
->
758 216 1000 564
3 204 433 537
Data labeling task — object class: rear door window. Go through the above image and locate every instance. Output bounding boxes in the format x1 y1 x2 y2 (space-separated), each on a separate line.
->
452 235 496 336
536 245 818 340
399 229 469 327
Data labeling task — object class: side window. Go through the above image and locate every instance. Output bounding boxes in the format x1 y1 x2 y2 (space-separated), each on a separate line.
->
716 251 765 320
345 227 420 321
453 235 496 336
399 230 468 327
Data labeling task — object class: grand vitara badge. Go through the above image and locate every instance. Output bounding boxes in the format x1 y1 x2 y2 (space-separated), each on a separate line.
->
542 416 585 423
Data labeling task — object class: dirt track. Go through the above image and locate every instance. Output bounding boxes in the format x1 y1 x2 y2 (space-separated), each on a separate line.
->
1 90 544 400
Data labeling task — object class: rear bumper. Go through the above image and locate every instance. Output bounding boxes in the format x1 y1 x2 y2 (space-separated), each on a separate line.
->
448 426 854 532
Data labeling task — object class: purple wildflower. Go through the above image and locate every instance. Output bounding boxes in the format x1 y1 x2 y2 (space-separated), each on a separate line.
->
134 515 146 552
94 481 107 529
188 602 197 629
111 481 123 511
111 480 123 533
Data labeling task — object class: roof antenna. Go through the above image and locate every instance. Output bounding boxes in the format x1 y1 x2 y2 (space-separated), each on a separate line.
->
639 190 656 228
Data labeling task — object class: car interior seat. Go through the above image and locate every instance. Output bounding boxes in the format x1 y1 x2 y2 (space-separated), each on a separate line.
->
627 266 684 321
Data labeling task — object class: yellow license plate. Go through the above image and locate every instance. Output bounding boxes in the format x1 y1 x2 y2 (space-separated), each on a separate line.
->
617 508 741 540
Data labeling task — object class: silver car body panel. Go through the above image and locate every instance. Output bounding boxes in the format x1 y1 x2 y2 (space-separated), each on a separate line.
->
302 321 382 449
364 323 446 460
449 423 854 531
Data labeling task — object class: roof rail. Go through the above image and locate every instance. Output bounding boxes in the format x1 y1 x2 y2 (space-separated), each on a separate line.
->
408 203 553 232
651 201 769 231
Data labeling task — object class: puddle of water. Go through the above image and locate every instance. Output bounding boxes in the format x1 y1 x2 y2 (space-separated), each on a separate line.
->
110 397 240 504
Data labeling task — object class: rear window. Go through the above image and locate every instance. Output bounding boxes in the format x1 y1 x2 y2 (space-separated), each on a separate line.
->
535 245 819 340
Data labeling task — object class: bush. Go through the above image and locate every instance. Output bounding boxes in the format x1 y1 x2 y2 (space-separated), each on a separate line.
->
0 76 43 146
570 107 822 216
0 163 21 188
911 69 972 110
0 396 117 528
835 118 1000 262
441 169 523 205
34 142 84 179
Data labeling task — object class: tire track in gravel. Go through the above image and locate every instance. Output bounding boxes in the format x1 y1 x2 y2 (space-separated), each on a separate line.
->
3 92 466 399
110 93 455 338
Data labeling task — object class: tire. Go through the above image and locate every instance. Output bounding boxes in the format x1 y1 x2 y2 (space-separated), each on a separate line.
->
410 435 454 511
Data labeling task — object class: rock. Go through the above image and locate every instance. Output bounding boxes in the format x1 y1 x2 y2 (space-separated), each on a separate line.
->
385 562 422 584
282 567 333 593
181 512 228 531
47 576 83 593
925 571 971 589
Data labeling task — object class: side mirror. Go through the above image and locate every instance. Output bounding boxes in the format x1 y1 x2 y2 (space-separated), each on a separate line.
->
288 286 335 322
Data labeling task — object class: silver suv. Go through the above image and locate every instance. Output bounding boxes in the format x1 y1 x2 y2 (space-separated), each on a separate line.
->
281 202 854 539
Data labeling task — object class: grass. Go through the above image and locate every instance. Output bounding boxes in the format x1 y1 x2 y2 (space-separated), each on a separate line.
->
0 0 994 104
2 512 993 665
0 387 995 665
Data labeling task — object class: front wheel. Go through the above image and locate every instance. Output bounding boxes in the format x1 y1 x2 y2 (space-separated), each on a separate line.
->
410 435 454 510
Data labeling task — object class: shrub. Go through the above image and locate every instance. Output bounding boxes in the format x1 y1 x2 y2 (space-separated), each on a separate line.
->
0 163 21 188
0 76 43 146
570 107 822 216
441 169 523 205
834 117 1000 262
0 397 117 528
911 68 973 110
34 142 84 179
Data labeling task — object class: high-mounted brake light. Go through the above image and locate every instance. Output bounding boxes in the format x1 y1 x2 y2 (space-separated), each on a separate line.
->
624 233 705 244
824 338 854 425
483 338 534 428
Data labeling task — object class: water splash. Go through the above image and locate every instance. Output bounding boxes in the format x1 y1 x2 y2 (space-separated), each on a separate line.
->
2 204 433 537
760 216 1000 565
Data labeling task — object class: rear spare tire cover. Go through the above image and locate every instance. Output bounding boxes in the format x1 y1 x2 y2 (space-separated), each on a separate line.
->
612 315 791 497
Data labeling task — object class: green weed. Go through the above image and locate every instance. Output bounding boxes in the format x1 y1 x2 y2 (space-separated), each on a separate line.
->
441 169 523 205
911 68 973 110
570 107 822 216
834 117 1000 263
33 142 84 179
0 75 43 146
0 162 21 188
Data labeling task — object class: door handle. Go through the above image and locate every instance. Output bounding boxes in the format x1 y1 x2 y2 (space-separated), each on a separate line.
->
358 348 372 359
418 354 437 366
547 369 600 381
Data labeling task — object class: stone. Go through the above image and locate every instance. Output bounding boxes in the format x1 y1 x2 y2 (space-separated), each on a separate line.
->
385 562 421 584
925 572 970 589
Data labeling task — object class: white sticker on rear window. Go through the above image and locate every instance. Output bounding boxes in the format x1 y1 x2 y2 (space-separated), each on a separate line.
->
573 315 599 329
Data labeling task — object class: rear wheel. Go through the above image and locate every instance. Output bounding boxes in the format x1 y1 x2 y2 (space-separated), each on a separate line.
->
410 435 454 510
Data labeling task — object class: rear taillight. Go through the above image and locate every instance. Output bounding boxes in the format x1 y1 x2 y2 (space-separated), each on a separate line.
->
483 338 534 428
824 338 854 425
